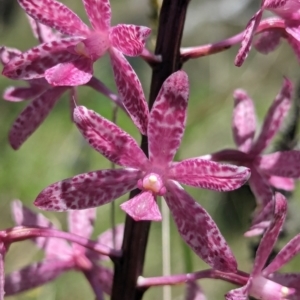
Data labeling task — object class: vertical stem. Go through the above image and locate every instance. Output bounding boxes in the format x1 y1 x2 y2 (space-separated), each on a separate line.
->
111 1 190 299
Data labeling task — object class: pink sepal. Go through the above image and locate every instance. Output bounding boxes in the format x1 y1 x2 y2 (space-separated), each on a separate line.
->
73 106 148 169
148 70 189 166
9 86 66 150
34 168 141 211
17 0 90 36
165 181 237 272
109 47 149 135
232 88 256 152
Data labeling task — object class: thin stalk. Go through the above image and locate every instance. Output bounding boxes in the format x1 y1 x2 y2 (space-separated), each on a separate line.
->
3 226 121 258
111 1 190 299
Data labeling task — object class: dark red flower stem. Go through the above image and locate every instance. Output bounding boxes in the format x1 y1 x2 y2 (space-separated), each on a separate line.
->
111 1 190 299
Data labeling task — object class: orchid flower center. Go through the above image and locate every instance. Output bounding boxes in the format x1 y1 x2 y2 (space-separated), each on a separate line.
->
138 173 166 196
249 275 295 300
74 33 110 61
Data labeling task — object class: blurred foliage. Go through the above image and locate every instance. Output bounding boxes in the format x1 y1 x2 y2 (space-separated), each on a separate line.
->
1 0 300 299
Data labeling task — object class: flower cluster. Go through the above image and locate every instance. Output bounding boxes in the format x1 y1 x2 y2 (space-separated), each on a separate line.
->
2 0 300 299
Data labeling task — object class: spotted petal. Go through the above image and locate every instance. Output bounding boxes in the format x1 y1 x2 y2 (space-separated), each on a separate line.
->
3 85 46 102
148 71 189 167
235 9 263 66
252 193 287 277
5 260 74 296
110 25 151 56
254 28 283 54
17 0 90 36
263 234 300 275
257 151 300 178
45 56 93 86
11 200 72 259
250 78 293 155
185 281 207 300
9 86 66 150
248 167 273 207
225 282 251 300
68 209 96 239
169 158 250 192
109 47 149 135
2 37 83 80
34 169 141 211
82 0 111 32
120 191 162 221
165 181 237 272
0 46 22 65
232 89 256 152
74 106 148 169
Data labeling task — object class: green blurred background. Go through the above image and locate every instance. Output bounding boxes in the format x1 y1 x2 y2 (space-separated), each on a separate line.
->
1 0 300 299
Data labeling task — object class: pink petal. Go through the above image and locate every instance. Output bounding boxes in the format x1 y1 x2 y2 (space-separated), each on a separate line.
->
248 166 273 207
82 0 111 32
185 281 207 300
73 106 148 169
0 46 22 65
68 208 96 239
250 78 293 154
9 86 66 150
98 224 124 249
225 283 250 300
3 85 46 102
45 56 93 86
109 48 149 135
27 16 60 43
254 28 283 54
2 37 83 80
120 191 162 221
245 200 274 237
263 234 300 275
17 0 90 36
165 181 237 272
258 151 300 178
267 175 295 191
97 224 124 260
5 260 75 296
252 193 287 277
11 200 72 259
209 148 252 163
232 89 256 152
96 266 113 295
169 158 250 192
148 71 189 166
34 168 141 211
235 9 263 66
266 0 299 19
110 25 151 56
83 268 105 299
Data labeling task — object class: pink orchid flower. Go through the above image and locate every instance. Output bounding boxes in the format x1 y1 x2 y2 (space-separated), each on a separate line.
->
2 0 150 134
226 193 295 300
206 79 300 235
236 0 300 66
1 19 123 150
5 200 123 298
34 71 251 272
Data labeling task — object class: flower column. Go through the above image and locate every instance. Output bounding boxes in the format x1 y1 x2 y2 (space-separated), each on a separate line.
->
111 0 190 299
